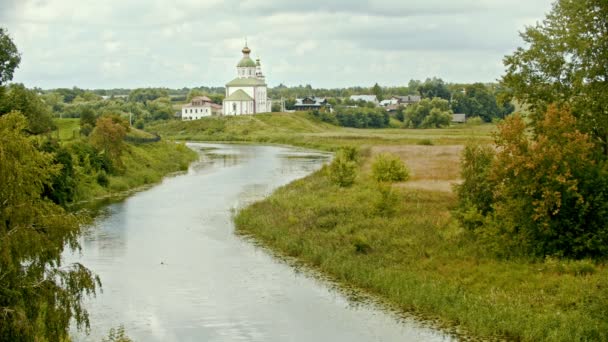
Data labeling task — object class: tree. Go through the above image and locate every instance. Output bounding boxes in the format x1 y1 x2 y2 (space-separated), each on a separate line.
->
89 115 129 171
0 83 55 134
372 82 384 102
502 0 608 154
0 28 21 86
404 97 452 128
487 106 608 258
417 77 451 101
0 111 99 341
451 83 503 122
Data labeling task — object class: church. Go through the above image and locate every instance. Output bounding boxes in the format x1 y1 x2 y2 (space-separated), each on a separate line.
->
223 44 270 115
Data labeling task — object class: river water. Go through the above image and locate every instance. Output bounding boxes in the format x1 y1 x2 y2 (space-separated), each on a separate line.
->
68 143 451 341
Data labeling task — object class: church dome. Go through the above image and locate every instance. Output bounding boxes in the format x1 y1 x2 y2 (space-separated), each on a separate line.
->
237 56 257 68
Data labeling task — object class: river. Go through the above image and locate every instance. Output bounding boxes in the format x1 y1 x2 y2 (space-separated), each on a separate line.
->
67 143 452 341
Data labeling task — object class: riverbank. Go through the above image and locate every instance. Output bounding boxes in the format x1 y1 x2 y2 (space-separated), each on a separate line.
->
150 114 607 341
53 118 198 204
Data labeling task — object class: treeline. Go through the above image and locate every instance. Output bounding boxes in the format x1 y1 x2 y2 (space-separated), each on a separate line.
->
309 107 390 128
38 78 513 126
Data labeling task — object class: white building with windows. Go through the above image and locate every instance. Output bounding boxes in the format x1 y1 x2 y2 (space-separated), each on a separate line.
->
223 44 270 115
181 96 222 120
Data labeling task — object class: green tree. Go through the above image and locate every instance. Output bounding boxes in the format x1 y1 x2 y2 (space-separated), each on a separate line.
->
417 77 451 101
0 28 21 86
0 84 55 134
372 82 384 102
0 111 100 341
502 0 608 154
451 83 503 122
404 97 452 128
90 114 129 171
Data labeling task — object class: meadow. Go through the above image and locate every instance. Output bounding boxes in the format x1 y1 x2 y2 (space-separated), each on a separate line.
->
152 113 607 341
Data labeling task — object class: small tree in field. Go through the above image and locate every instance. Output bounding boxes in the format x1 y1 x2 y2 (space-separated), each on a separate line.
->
328 148 358 187
371 153 409 183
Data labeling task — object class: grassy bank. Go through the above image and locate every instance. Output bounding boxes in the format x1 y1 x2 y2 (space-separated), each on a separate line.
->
53 119 198 203
235 148 607 341
146 112 494 150
149 113 607 340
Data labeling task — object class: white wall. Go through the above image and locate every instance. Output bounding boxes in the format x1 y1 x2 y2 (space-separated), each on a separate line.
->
181 106 212 121
223 101 254 116
227 86 254 98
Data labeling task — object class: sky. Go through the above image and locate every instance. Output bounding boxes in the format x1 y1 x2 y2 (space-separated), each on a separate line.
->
1 0 555 89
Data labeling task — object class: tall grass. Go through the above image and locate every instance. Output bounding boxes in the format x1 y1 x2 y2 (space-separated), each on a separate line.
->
235 153 608 341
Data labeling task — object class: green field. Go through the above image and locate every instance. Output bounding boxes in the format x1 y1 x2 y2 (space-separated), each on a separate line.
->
147 112 494 150
151 113 607 341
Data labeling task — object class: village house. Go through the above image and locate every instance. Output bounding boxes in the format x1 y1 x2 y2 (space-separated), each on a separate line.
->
391 95 421 106
294 96 330 111
181 96 222 121
349 95 379 105
452 113 466 123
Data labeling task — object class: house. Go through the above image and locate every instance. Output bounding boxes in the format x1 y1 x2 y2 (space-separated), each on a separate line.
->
181 96 222 120
294 97 329 111
380 98 399 107
391 95 421 106
222 44 271 115
452 113 466 123
349 95 379 105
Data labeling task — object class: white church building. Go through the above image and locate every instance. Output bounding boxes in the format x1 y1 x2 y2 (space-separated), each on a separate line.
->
223 44 271 115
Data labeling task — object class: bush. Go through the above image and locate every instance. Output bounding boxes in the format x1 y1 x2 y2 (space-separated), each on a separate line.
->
375 182 399 217
417 139 434 146
466 116 484 126
460 107 608 258
328 149 358 187
371 153 409 183
454 143 495 230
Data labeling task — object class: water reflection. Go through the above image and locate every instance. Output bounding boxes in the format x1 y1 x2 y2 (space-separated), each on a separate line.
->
66 143 451 342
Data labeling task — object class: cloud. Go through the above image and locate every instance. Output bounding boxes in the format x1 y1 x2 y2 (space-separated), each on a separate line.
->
2 0 555 89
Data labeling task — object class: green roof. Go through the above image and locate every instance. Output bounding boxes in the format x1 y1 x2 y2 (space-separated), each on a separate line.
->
226 77 266 87
237 56 256 68
225 89 253 101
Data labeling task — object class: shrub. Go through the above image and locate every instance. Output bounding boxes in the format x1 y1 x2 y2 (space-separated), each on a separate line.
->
328 149 358 187
417 139 434 146
375 182 399 217
453 143 495 230
466 116 484 126
371 153 409 183
96 170 109 187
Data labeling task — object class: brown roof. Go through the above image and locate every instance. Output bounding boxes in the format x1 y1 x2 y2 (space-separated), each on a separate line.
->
192 96 212 102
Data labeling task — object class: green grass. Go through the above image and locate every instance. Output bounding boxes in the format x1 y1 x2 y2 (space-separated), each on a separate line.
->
235 164 608 341
53 118 80 141
146 112 495 150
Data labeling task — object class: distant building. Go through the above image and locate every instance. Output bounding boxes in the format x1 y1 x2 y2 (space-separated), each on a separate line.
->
380 98 399 107
223 44 271 115
350 95 379 105
294 97 329 111
452 113 466 123
181 96 222 120
391 95 421 106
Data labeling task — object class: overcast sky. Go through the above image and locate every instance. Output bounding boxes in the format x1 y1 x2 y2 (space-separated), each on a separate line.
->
1 0 554 89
